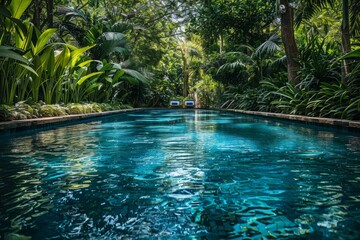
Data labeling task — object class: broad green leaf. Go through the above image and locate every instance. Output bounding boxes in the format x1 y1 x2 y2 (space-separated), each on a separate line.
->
57 46 71 68
47 49 56 77
123 69 148 83
70 44 96 67
18 63 38 76
36 48 53 72
338 49 360 60
33 28 57 55
11 17 28 38
9 0 32 19
15 22 33 50
77 72 103 85
0 46 29 63
112 69 125 82
77 60 95 67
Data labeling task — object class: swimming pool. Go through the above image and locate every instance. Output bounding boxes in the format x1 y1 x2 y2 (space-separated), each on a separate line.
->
0 109 359 239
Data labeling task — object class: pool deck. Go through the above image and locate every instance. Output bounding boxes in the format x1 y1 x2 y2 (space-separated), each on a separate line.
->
0 108 139 131
0 108 359 131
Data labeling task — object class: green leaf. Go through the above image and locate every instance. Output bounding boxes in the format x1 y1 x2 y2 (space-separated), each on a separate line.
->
0 46 29 63
33 28 57 55
123 69 148 83
18 63 38 76
70 44 96 67
77 72 103 85
9 0 32 19
338 49 360 60
77 60 94 67
112 69 125 82
11 17 28 37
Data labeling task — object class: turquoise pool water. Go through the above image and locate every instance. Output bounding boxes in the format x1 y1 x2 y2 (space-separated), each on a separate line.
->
0 109 360 239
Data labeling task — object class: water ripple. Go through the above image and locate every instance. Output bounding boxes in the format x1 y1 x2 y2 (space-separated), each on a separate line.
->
0 110 360 239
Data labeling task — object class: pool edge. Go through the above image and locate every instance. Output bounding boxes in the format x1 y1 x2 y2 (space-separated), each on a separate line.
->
223 109 360 130
1 108 359 131
0 108 144 131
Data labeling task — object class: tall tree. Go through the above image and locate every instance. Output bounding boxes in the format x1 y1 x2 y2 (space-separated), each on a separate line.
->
341 0 351 76
46 0 54 28
297 0 360 81
177 38 202 97
280 0 300 84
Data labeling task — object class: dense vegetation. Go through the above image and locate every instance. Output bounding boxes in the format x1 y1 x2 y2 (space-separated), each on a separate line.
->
0 0 359 120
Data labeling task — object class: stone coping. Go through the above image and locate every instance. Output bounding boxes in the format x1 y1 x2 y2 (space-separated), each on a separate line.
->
0 108 140 131
225 109 360 130
0 108 359 132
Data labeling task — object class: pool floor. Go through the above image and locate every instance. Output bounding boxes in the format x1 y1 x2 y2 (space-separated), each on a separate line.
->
0 109 360 239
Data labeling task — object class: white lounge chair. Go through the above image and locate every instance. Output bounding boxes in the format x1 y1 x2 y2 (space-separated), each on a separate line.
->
184 100 195 108
169 100 181 107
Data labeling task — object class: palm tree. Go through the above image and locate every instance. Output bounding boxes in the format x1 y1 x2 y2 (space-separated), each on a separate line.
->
217 36 283 88
177 39 203 97
297 0 360 76
217 46 262 86
278 0 360 83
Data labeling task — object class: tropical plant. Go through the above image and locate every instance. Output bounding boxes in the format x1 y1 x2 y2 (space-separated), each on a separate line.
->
177 38 203 97
0 0 38 104
297 37 341 90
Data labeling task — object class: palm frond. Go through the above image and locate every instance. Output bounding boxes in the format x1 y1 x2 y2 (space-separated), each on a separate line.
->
350 0 360 36
123 69 149 84
255 34 281 58
95 32 131 59
56 6 89 22
295 0 334 27
217 61 246 74
221 51 252 63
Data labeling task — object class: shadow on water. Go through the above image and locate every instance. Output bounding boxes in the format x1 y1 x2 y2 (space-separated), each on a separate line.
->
0 109 360 239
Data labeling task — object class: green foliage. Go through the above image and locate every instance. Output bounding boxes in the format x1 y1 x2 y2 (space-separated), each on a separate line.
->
0 1 37 105
1 0 359 121
192 72 222 108
189 0 275 52
339 48 360 60
298 38 341 89
0 0 150 107
0 102 131 121
223 58 360 120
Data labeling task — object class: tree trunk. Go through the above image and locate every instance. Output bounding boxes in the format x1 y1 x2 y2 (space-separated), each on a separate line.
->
280 0 300 85
46 0 54 28
341 0 351 78
180 48 189 97
33 0 41 29
219 34 223 54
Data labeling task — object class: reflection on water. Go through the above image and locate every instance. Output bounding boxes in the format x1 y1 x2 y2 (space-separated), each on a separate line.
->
0 110 360 239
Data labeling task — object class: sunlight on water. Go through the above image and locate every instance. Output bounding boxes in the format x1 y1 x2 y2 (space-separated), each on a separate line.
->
0 109 360 239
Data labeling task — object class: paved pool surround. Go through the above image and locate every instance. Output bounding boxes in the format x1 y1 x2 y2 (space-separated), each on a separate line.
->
226 109 360 130
0 108 359 131
0 109 139 131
